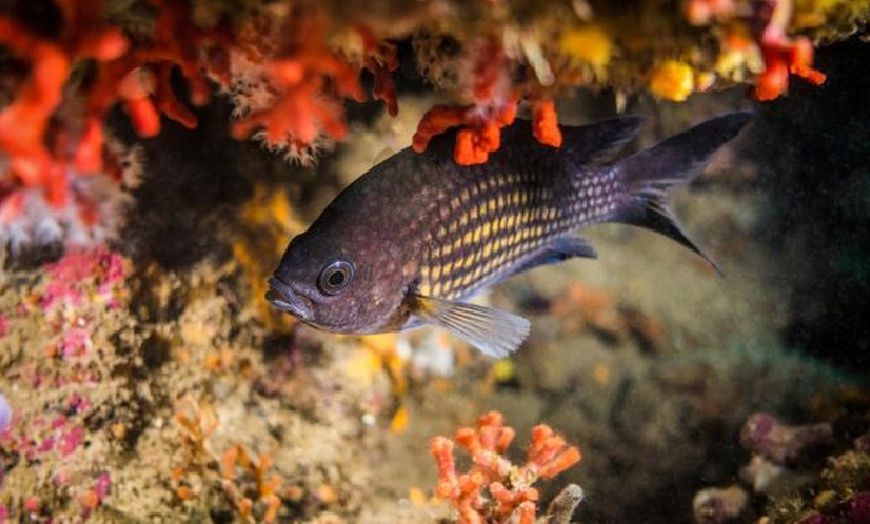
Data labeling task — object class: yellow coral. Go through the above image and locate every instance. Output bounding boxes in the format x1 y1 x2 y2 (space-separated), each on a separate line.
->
233 183 305 329
793 0 870 32
649 60 695 101
558 25 613 70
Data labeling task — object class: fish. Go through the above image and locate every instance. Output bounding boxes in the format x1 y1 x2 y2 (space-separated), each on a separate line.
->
266 113 751 357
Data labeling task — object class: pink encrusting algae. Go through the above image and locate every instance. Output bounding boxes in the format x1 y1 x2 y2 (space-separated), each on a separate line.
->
0 248 128 520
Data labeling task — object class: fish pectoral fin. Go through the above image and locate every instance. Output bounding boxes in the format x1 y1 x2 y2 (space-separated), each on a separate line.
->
508 236 598 278
412 295 530 358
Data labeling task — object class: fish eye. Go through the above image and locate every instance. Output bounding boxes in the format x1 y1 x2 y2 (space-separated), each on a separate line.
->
317 259 355 295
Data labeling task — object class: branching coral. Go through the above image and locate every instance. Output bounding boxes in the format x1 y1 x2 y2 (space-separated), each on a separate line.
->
411 35 563 166
1 0 865 253
225 7 399 164
430 410 582 523
687 0 827 100
0 0 217 252
0 0 398 252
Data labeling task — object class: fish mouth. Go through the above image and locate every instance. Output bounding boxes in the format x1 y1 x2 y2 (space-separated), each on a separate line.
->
266 277 312 321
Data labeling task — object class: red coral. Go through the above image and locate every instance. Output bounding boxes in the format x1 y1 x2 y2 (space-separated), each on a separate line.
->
412 37 518 166
754 36 825 100
0 0 232 250
531 100 562 148
227 16 397 161
413 101 519 166
412 37 563 165
231 9 362 156
430 411 581 524
357 26 400 117
0 0 127 191
88 0 233 136
751 0 826 100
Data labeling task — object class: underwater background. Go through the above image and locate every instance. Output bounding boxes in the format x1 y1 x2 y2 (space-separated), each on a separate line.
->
1 1 869 523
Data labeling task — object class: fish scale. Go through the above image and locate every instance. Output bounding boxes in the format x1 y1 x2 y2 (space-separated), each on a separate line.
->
418 160 621 302
267 113 751 357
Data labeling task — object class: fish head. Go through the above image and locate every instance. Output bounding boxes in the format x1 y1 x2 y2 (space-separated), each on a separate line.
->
266 227 406 334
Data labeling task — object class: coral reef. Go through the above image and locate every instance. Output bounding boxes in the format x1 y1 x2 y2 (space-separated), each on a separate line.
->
2 0 868 252
0 245 401 522
1 1 869 523
690 392 870 523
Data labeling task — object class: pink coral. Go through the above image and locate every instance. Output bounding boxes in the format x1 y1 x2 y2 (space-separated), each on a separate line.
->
739 413 833 466
41 248 126 310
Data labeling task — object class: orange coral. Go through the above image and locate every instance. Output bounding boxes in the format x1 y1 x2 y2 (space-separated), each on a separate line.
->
221 444 283 523
0 0 238 249
754 36 825 100
530 100 562 148
89 0 233 136
682 0 826 101
230 9 398 159
360 27 400 117
412 37 564 165
0 0 127 193
431 411 581 524
750 0 826 101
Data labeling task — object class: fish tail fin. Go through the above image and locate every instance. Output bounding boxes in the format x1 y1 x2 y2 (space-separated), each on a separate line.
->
613 113 751 273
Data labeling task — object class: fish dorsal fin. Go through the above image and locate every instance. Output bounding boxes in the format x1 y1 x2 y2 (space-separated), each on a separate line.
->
561 116 645 165
412 295 530 358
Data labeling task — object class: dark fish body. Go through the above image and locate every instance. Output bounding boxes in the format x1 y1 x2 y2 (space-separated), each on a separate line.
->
267 113 751 357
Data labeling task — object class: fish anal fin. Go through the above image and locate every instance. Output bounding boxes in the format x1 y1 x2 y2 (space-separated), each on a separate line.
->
509 236 597 278
412 295 530 358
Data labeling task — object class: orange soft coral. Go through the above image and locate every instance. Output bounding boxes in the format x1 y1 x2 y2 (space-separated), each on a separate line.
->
751 0 825 100
360 27 400 117
0 1 127 190
0 0 234 251
88 0 234 137
431 411 581 524
412 37 564 165
230 9 398 161
754 36 825 100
